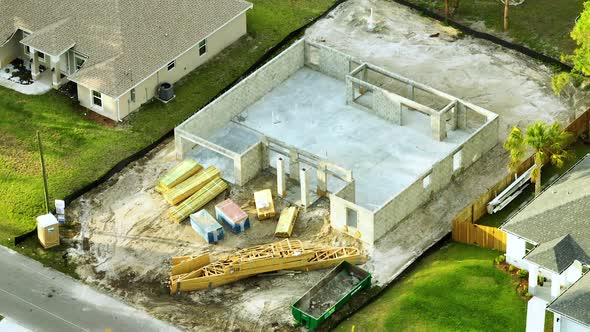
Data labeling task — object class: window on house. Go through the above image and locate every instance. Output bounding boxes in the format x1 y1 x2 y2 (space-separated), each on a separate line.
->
37 51 45 59
24 45 30 55
92 90 102 108
167 60 175 71
75 54 86 71
198 39 207 56
130 88 136 102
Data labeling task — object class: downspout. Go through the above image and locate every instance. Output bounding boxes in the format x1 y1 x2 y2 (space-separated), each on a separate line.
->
116 97 121 122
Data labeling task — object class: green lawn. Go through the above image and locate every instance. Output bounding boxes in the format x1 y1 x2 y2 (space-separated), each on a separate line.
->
404 0 584 59
0 0 337 274
335 242 527 332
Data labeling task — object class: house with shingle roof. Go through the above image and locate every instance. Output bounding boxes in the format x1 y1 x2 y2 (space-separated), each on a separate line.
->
0 0 252 121
501 154 590 332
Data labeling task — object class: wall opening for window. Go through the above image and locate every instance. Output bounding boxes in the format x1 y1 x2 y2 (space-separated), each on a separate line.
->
167 60 175 71
453 149 462 172
37 51 45 60
346 207 358 229
198 39 207 56
24 45 30 55
130 88 136 103
307 45 320 66
422 173 431 189
92 90 102 108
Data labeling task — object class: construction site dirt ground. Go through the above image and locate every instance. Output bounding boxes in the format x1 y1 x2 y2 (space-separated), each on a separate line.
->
65 0 590 331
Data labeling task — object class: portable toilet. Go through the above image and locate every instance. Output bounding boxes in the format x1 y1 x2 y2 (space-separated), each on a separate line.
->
37 213 60 249
190 210 224 244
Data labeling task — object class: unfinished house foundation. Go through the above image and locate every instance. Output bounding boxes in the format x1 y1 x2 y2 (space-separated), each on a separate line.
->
175 39 499 245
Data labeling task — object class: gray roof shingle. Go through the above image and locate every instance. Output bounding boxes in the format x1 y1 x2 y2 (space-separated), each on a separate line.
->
548 272 590 327
501 154 590 272
1 0 252 97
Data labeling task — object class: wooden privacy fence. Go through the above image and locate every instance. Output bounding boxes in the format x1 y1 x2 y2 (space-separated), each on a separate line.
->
451 109 590 251
454 109 590 225
452 219 507 251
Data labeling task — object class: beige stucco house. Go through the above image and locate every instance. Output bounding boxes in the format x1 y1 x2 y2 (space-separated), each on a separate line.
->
0 0 252 121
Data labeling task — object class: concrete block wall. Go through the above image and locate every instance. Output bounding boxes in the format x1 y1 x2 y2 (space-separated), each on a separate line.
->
370 88 403 124
372 117 498 242
373 175 430 241
329 193 375 244
236 142 263 186
460 116 499 169
305 41 353 81
335 180 356 203
179 40 305 138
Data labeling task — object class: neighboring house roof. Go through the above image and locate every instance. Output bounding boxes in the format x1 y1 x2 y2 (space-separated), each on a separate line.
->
548 272 590 327
1 0 252 97
501 154 590 273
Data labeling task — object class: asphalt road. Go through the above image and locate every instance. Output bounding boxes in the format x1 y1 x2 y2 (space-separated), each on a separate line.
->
0 245 181 332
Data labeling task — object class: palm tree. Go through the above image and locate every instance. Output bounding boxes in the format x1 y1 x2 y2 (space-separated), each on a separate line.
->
504 121 573 197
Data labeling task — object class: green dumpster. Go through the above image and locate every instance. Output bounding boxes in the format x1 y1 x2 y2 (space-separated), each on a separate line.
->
291 261 371 330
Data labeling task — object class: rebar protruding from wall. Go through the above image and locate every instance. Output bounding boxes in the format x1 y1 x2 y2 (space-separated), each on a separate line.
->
300 167 310 208
277 157 287 198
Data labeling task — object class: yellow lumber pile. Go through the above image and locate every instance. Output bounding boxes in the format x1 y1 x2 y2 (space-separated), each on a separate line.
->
168 239 366 294
168 177 228 223
254 189 275 220
163 166 221 205
275 206 299 238
156 159 202 193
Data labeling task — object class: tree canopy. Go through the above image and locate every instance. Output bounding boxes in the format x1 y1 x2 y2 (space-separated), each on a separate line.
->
553 1 590 94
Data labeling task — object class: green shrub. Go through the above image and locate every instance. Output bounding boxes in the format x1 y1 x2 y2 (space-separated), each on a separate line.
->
494 255 506 264
508 265 516 272
519 286 529 296
525 292 533 297
538 275 545 286
517 269 529 278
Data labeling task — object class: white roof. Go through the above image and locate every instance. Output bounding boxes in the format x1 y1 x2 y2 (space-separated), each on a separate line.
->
36 213 58 228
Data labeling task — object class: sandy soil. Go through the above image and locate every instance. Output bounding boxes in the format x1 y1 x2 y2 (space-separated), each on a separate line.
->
67 139 363 331
65 1 590 331
305 0 590 137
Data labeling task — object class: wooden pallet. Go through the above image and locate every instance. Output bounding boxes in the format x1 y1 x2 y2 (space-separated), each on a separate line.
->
169 239 366 294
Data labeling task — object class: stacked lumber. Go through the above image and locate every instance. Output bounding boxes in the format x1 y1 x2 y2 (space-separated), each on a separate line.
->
156 159 202 193
275 206 299 238
254 189 275 220
168 178 228 223
164 166 221 205
190 210 224 244
215 199 250 233
168 239 366 294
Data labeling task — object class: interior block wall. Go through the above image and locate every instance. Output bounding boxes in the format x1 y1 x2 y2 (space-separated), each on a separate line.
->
180 40 305 138
236 142 263 186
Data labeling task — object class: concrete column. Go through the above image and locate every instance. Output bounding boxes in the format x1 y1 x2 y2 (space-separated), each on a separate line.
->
300 167 310 208
551 272 561 299
457 101 467 129
450 100 459 130
528 264 538 294
431 112 447 141
407 84 415 100
31 50 40 80
261 137 270 170
288 150 299 181
345 76 354 105
277 157 287 198
51 56 60 88
316 162 328 197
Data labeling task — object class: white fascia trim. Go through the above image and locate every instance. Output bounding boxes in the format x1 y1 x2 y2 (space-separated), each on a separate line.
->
113 4 252 99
